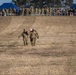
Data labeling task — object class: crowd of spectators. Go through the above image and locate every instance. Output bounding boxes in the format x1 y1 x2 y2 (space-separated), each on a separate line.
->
0 7 76 16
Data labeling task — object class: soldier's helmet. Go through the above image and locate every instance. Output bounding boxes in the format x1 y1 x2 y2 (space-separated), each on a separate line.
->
30 29 33 31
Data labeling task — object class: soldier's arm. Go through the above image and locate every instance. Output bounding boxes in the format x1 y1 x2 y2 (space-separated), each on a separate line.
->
35 31 39 39
18 33 22 38
37 33 39 39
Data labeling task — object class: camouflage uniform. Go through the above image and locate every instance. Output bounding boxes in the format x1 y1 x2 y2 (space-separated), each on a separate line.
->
30 29 39 46
18 29 28 46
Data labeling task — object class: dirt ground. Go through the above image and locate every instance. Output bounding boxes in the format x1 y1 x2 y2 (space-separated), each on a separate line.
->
0 16 76 75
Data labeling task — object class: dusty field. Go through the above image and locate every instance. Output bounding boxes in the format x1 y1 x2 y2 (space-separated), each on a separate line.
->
0 16 76 75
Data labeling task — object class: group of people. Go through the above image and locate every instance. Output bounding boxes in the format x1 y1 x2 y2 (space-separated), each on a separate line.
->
0 7 76 16
18 29 39 46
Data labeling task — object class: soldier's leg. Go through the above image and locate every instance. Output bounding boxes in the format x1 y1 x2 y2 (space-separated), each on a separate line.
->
33 38 36 46
32 38 34 46
23 38 25 46
23 40 25 46
26 39 28 45
30 38 33 46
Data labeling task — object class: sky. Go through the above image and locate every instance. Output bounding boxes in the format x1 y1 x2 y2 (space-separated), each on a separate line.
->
73 0 76 4
0 0 12 5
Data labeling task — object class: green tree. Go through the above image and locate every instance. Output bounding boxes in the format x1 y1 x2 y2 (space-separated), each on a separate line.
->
12 0 27 6
68 0 73 6
63 0 73 6
39 0 43 7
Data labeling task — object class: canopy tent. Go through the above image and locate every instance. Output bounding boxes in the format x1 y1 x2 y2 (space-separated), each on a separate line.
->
70 4 76 9
0 3 20 12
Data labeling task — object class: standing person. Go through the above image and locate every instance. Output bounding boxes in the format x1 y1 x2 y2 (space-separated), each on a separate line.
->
44 8 47 16
18 29 28 46
29 29 39 46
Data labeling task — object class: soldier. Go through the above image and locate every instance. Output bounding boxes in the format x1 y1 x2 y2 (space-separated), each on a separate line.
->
29 29 39 46
18 29 28 46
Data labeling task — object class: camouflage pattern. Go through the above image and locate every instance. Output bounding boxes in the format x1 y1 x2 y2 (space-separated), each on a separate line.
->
18 29 28 46
29 29 39 46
